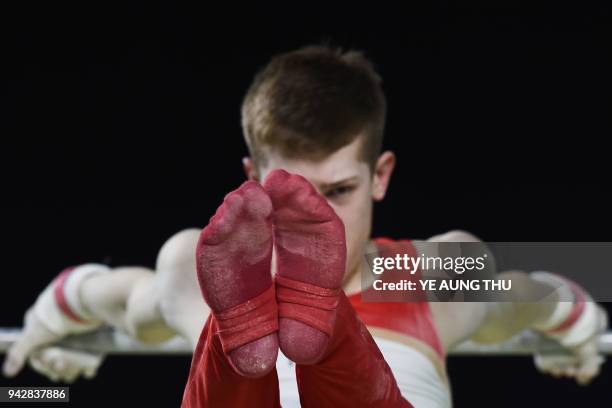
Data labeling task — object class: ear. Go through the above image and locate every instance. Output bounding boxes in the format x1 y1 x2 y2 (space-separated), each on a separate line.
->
242 157 259 181
372 151 396 201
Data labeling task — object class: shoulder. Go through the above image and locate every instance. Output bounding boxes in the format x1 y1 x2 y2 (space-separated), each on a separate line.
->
156 228 201 271
155 229 207 345
410 230 483 260
427 229 481 243
155 228 202 306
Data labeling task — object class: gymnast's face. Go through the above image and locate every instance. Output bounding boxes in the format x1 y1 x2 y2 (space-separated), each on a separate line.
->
245 136 396 277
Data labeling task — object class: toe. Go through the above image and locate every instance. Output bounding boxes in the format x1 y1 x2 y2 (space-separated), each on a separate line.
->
241 182 273 219
264 169 298 203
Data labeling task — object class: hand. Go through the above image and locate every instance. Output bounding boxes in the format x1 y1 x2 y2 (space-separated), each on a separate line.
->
3 309 60 377
28 346 104 383
534 305 608 385
3 264 109 378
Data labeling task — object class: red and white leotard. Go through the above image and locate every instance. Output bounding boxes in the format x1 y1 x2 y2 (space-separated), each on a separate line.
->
277 238 451 408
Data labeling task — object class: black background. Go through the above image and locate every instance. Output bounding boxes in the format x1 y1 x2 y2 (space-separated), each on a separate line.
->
1 2 611 407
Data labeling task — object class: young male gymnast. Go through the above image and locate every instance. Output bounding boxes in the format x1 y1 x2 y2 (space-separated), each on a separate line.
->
4 45 607 407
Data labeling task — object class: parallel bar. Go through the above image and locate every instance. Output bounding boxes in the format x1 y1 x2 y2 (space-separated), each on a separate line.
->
1 328 611 355
453 332 612 355
0 329 191 355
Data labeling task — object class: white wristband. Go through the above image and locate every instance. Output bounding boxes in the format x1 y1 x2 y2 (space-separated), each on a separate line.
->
33 264 110 336
530 271 574 331
549 301 599 348
530 271 599 348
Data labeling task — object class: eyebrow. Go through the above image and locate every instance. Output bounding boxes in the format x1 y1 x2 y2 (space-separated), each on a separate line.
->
318 176 360 191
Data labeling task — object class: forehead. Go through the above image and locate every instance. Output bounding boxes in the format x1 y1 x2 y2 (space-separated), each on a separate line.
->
259 137 369 184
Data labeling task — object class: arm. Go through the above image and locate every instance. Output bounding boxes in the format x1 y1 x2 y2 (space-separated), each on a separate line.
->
82 228 208 345
3 228 208 379
81 229 208 348
79 266 172 342
426 230 607 385
467 270 560 344
2 264 169 379
471 269 607 385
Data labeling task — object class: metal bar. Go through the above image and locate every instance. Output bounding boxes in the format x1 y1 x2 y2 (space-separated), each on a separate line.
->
1 328 611 355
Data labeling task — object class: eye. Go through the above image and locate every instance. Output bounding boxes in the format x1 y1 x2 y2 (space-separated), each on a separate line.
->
324 185 355 199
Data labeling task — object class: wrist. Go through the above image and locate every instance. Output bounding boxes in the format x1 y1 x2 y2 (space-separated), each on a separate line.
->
530 271 598 348
34 264 111 336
